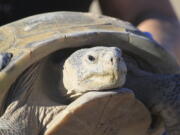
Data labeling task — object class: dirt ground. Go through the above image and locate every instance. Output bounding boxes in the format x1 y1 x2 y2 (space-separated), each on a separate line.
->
90 0 180 19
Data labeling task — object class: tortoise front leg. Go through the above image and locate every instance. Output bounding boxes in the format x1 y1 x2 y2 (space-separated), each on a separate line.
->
0 101 67 135
125 63 180 135
0 103 40 135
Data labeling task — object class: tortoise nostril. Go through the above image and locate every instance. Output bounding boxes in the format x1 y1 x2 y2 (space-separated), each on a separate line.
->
110 58 113 64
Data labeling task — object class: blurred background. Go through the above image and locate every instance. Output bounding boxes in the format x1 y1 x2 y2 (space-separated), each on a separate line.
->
171 0 180 19
90 0 180 20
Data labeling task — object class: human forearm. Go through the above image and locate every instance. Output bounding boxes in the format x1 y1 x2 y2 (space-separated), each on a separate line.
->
99 0 180 64
138 16 180 64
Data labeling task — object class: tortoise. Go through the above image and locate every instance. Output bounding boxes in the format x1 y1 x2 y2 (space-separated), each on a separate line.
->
0 11 179 135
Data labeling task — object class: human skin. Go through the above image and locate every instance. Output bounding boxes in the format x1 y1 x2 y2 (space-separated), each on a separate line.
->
99 0 180 64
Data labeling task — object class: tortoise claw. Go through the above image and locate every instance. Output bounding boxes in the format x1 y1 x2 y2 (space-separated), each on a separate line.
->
0 53 13 71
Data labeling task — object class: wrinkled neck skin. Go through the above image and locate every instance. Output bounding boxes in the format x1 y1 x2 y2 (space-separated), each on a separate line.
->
125 67 180 134
126 71 175 110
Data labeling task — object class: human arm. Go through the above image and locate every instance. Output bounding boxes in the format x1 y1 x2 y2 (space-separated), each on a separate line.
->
99 0 180 64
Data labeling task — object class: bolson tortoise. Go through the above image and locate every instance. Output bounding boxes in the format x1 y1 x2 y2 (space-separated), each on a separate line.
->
0 12 180 135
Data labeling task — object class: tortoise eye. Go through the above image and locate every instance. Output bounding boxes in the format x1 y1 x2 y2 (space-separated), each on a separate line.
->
88 55 95 62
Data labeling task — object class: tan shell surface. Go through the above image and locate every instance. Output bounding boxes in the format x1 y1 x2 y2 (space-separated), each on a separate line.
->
45 90 152 135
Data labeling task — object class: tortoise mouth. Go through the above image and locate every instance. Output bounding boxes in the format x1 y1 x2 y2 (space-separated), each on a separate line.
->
67 87 121 99
79 70 126 89
82 72 117 82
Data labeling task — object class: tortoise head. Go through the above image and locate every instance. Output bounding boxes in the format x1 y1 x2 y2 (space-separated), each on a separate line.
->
63 46 127 98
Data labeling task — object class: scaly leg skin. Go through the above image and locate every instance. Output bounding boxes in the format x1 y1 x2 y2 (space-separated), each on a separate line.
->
0 63 66 135
125 62 180 135
0 53 12 70
0 103 39 135
0 63 43 135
